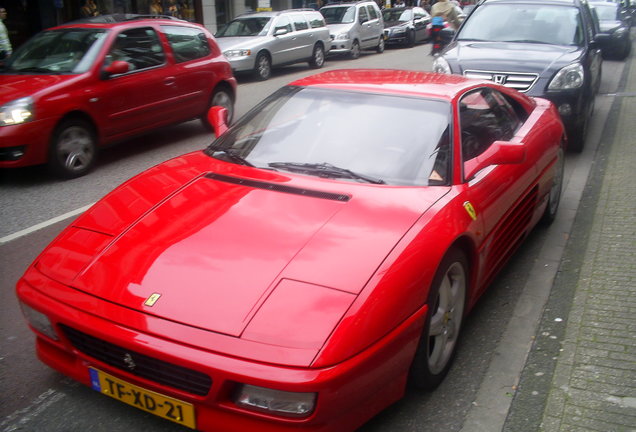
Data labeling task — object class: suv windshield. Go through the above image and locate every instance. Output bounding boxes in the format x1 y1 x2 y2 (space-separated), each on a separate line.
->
216 17 273 37
3 28 108 74
206 86 451 186
321 6 356 24
458 3 583 46
593 3 619 21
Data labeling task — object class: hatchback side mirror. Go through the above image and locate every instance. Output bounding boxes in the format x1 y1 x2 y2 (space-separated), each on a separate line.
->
207 106 229 137
102 60 130 78
464 141 526 180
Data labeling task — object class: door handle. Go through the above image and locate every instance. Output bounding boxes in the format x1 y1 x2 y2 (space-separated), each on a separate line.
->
164 77 176 86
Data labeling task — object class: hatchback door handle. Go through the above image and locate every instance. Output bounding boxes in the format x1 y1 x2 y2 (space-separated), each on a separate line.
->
164 77 176 86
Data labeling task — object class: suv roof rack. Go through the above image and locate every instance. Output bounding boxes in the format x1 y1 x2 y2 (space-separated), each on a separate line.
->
70 13 185 24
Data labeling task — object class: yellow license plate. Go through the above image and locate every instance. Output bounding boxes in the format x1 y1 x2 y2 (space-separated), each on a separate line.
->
89 367 196 429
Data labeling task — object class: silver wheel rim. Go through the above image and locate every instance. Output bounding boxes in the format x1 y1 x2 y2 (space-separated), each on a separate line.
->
378 37 385 52
57 126 94 172
427 261 466 375
548 149 564 216
314 47 324 66
351 42 360 58
258 55 270 79
212 90 233 123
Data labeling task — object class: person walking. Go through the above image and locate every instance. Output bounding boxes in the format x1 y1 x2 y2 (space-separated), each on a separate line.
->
0 6 11 60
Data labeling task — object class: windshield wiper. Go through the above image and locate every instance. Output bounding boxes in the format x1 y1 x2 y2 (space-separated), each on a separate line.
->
268 162 385 184
210 149 254 167
503 39 551 44
15 67 61 74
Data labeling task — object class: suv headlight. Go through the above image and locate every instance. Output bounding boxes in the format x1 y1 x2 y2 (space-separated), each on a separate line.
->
0 97 34 126
548 63 584 90
223 49 251 58
335 33 350 41
432 56 451 74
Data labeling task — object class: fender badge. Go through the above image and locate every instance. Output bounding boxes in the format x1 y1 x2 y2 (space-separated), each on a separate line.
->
463 201 477 221
144 293 161 307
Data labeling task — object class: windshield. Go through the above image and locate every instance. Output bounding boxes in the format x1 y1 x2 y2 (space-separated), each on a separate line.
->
458 4 583 46
594 4 619 21
382 8 413 22
215 17 272 37
321 6 356 24
206 86 452 186
3 28 108 74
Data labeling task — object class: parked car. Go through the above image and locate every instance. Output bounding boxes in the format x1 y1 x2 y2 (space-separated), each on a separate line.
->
320 0 385 58
215 9 330 81
0 14 236 178
17 69 565 432
591 1 631 59
382 6 432 47
433 0 607 152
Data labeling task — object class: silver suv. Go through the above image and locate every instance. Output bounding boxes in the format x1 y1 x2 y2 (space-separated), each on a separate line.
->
215 9 331 80
320 1 385 58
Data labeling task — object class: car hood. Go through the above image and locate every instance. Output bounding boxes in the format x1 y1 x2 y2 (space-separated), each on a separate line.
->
445 41 583 74
0 74 77 104
36 152 447 352
215 36 270 52
326 23 354 35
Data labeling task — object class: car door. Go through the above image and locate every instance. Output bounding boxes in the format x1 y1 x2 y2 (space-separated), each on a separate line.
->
457 87 537 289
289 13 314 61
269 15 297 65
413 8 431 41
93 26 176 140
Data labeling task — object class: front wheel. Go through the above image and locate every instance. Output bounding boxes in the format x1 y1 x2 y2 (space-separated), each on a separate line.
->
202 87 234 130
48 118 97 178
309 44 325 69
254 52 272 81
376 36 385 53
409 248 468 391
350 40 361 59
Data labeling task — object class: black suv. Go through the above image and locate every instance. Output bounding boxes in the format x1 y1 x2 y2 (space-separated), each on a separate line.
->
432 0 607 151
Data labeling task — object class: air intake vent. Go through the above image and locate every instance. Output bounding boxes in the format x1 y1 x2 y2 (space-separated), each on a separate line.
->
60 324 212 396
206 173 350 202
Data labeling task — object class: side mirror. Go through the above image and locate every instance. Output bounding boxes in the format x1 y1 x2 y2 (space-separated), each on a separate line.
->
463 141 525 180
274 27 289 36
102 60 130 78
593 33 612 49
207 106 229 137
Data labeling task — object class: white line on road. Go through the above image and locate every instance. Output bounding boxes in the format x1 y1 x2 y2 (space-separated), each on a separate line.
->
0 388 65 432
0 203 94 245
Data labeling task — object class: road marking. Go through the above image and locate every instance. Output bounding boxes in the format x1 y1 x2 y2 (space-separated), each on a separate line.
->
0 203 94 245
0 388 65 431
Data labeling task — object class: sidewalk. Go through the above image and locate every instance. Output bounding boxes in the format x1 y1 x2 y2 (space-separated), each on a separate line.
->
503 55 636 430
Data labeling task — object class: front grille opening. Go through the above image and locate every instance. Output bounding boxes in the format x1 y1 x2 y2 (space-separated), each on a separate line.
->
60 324 211 396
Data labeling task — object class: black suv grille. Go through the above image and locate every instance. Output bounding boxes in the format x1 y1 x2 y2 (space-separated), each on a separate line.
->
60 324 212 396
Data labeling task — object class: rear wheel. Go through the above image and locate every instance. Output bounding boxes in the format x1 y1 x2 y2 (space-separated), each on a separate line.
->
409 248 468 391
541 146 565 225
309 44 325 69
48 118 97 178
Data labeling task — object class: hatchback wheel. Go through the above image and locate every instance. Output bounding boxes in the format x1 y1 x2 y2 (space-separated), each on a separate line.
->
350 40 361 59
254 52 272 81
202 87 234 130
309 44 325 69
48 119 97 178
377 36 385 53
409 248 467 391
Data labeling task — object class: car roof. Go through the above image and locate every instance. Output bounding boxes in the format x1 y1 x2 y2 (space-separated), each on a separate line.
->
478 0 583 5
289 69 500 101
236 8 319 18
52 14 198 30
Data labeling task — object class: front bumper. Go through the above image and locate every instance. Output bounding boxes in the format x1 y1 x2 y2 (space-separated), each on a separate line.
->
16 266 425 432
0 117 56 168
224 55 257 73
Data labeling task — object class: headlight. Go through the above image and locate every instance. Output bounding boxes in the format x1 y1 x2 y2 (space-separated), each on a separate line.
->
20 302 58 340
234 384 316 418
432 56 451 74
393 27 407 34
0 97 34 126
548 63 584 90
335 33 350 41
223 49 251 58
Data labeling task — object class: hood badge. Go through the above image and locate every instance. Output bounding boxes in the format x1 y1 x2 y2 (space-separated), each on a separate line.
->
493 74 507 85
463 201 478 221
123 353 136 370
144 293 161 307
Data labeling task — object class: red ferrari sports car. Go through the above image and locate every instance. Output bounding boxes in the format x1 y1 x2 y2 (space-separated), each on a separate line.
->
17 70 565 431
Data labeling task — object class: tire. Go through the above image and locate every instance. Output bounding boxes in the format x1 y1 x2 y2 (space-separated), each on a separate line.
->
254 52 272 81
540 146 565 225
309 44 325 69
409 248 468 391
568 103 591 153
202 86 234 130
618 40 631 60
48 118 97 178
406 30 415 48
376 36 385 53
350 40 361 59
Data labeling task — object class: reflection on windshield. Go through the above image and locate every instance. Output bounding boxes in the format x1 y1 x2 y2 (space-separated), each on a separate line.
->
216 17 272 37
4 29 108 74
594 4 619 21
458 4 582 46
321 6 356 24
383 9 413 22
206 86 452 186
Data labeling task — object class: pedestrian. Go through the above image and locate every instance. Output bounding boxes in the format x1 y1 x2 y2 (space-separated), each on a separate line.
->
0 6 11 61
431 0 460 29
80 0 100 17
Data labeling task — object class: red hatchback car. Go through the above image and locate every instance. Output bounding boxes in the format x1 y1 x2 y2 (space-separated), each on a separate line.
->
0 14 236 178
17 70 565 431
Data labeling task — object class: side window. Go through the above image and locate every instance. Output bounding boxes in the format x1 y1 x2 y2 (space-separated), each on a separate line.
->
459 88 520 162
359 6 369 23
274 16 293 33
307 13 326 28
367 5 379 20
162 25 211 63
106 27 165 72
291 14 309 31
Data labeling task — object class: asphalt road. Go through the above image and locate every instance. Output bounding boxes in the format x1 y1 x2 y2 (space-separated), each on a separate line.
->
0 42 626 432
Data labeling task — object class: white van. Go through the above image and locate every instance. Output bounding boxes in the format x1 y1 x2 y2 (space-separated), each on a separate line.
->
320 1 385 58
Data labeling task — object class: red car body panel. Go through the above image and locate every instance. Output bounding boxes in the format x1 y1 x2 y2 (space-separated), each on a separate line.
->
16 70 565 431
0 18 236 169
